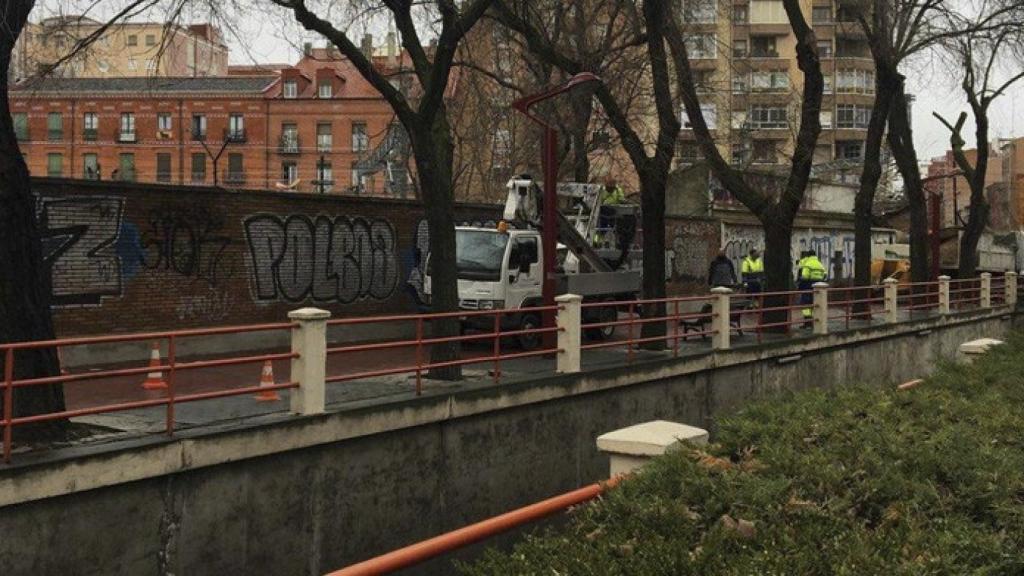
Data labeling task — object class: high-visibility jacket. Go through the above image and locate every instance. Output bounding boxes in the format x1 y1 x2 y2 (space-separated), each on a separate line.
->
602 185 625 206
741 256 764 280
799 256 827 281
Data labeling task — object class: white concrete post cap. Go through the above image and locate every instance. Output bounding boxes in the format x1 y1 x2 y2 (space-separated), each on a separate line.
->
555 293 583 303
938 275 951 281
883 278 899 284
288 308 332 320
710 287 733 294
597 420 709 456
812 282 829 289
959 338 1004 354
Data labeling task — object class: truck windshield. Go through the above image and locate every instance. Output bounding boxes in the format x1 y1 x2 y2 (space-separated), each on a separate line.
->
456 230 509 281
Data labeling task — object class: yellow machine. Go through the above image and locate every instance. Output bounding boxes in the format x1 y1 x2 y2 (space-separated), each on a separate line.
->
871 258 910 285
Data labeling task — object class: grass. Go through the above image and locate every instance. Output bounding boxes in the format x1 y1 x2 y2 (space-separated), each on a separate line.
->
461 333 1024 575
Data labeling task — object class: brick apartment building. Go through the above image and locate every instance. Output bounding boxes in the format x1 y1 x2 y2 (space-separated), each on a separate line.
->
927 137 1024 230
10 47 411 196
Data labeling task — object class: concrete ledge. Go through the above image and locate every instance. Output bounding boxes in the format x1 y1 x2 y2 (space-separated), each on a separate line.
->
0 305 1016 509
959 337 1004 355
597 420 708 456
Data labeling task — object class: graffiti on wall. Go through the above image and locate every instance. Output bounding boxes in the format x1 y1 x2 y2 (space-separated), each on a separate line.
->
244 214 400 303
721 225 858 279
37 195 125 306
139 206 234 286
666 221 715 283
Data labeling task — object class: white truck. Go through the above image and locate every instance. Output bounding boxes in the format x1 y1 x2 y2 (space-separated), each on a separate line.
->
425 177 641 348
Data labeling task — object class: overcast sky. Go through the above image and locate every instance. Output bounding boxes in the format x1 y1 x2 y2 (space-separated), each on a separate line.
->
31 1 1024 161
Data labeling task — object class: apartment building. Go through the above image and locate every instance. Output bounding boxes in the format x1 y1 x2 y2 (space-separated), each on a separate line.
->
677 0 876 171
11 16 228 80
9 47 408 195
927 137 1024 230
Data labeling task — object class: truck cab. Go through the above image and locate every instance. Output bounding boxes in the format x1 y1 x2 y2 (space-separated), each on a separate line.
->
453 226 544 312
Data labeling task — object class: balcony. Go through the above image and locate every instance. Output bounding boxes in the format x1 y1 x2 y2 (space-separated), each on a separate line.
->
47 129 63 142
316 137 333 153
225 128 247 143
191 130 207 142
116 168 136 182
82 168 100 180
156 172 172 183
190 172 207 183
312 179 334 193
748 48 780 58
279 135 300 154
117 131 137 143
82 128 97 141
223 171 247 184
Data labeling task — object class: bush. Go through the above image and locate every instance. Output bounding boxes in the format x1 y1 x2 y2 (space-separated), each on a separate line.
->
462 333 1024 575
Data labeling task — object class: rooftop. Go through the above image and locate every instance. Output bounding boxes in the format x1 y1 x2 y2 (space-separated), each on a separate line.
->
11 75 276 94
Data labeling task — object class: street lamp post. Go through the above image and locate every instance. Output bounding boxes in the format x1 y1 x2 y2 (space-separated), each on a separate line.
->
511 72 601 342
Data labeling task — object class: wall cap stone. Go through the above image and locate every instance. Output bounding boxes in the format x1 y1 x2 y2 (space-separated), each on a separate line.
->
597 420 708 457
959 337 1004 355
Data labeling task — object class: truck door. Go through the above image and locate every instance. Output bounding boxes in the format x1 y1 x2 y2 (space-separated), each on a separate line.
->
505 235 541 309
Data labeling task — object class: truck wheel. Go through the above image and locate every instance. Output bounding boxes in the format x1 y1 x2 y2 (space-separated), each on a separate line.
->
518 314 541 350
585 306 617 341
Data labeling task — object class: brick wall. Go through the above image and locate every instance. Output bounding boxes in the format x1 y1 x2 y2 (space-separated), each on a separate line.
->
33 178 498 337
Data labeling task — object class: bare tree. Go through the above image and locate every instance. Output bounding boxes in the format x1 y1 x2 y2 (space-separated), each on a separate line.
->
664 0 824 295
267 0 492 378
495 0 683 345
934 19 1024 277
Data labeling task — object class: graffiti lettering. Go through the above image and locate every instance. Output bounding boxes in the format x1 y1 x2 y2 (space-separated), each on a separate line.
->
140 206 233 286
37 196 124 306
244 214 399 303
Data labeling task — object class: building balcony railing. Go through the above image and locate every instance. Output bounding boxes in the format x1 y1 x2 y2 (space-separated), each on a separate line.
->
223 171 247 184
191 130 207 142
82 168 100 180
116 169 136 182
82 128 98 141
224 128 246 143
156 172 172 183
748 49 780 58
279 136 301 154
117 131 137 143
47 129 63 141
190 172 207 183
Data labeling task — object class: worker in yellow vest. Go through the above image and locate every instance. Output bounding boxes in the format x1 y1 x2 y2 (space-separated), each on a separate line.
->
797 250 827 327
741 248 764 294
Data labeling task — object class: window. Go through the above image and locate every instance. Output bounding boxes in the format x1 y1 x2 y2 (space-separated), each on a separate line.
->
119 112 135 142
748 105 788 128
812 6 833 23
681 103 717 130
750 36 778 57
820 111 833 129
13 113 28 140
127 34 138 46
836 104 872 129
352 122 369 151
751 70 789 91
837 69 875 94
157 113 172 132
226 153 244 183
156 153 171 182
836 39 869 58
731 111 747 129
733 39 747 58
315 160 333 192
281 162 298 184
836 140 864 160
318 82 332 98
493 128 511 169
511 237 539 268
281 123 299 152
732 73 749 93
685 34 717 59
145 34 156 46
752 140 778 164
316 122 332 152
47 153 63 177
191 114 207 139
83 112 98 140
83 153 99 180
693 70 715 92
823 73 833 93
749 0 787 24
817 39 833 58
191 153 206 182
47 112 62 141
127 58 137 71
118 153 135 181
283 80 298 98
351 163 368 192
732 5 748 23
146 59 157 72
678 141 703 163
228 113 245 141
683 0 716 23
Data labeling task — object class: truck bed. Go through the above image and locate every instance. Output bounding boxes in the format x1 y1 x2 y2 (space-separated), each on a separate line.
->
555 271 641 297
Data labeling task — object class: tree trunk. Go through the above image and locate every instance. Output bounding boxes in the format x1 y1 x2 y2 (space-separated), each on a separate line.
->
410 118 461 380
885 72 930 282
638 169 667 348
854 74 895 307
0 1 68 441
957 114 990 278
761 215 795 327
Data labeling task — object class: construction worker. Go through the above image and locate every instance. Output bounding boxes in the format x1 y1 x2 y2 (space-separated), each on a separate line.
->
797 250 827 327
741 248 764 294
597 179 626 248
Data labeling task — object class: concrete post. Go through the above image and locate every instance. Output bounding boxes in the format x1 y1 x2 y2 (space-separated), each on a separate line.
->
980 272 992 308
938 275 951 314
555 294 582 373
288 307 330 416
1007 271 1018 307
596 420 709 477
710 286 732 350
883 278 899 323
812 282 829 335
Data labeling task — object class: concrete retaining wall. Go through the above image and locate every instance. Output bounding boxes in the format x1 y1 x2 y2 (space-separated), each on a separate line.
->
0 309 1016 575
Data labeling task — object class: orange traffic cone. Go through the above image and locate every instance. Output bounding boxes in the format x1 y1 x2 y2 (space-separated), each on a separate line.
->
141 341 167 390
254 360 280 402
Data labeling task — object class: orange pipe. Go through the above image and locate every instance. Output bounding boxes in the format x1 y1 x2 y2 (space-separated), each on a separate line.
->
326 475 624 576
